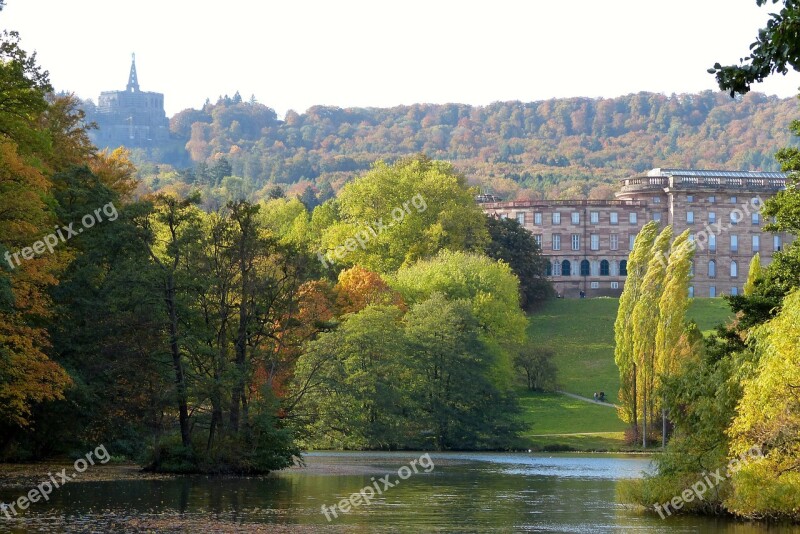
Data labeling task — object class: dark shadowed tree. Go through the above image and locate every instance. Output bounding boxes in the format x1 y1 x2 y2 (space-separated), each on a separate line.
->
513 344 557 391
710 0 800 96
484 215 553 310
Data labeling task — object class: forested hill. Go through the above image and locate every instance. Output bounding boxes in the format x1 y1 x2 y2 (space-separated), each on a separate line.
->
134 91 799 201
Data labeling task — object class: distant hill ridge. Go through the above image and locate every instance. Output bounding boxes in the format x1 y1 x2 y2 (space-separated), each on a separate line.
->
120 91 799 200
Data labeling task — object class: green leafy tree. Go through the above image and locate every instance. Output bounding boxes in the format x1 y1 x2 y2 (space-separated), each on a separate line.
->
654 229 695 446
614 221 658 438
291 305 408 449
743 252 763 296
209 157 233 186
726 288 800 519
632 225 673 447
513 344 557 391
317 155 489 273
710 0 800 96
392 250 527 391
0 30 51 148
484 215 553 309
405 293 521 450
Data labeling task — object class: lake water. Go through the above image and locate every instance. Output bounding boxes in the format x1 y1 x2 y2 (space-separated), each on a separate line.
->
1 452 798 532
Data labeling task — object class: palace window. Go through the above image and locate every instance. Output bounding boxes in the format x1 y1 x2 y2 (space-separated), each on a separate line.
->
546 262 552 276
552 212 561 224
774 235 782 251
629 212 638 224
561 260 572 276
534 212 542 225
710 286 717 297
611 282 619 289
731 235 738 253
688 286 694 298
709 260 716 278
629 234 636 250
533 234 542 247
552 234 561 251
653 212 662 222
653 196 661 203
752 235 760 252
731 287 739 296
600 260 610 276
730 211 740 225
708 212 716 224
709 196 716 204
590 211 599 224
516 212 525 225
687 211 694 223
752 212 760 225
610 234 619 250
571 212 580 224
590 234 599 250
610 212 618 224
709 234 716 252
571 234 581 250
687 195 694 202
731 260 738 278
590 281 600 289
620 260 628 276
580 260 590 276
730 196 738 204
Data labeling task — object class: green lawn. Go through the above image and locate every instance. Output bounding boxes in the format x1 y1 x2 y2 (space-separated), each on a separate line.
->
526 297 733 405
517 297 733 450
517 390 626 435
686 297 734 335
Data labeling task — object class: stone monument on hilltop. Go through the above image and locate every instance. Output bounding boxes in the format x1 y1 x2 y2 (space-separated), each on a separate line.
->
89 54 169 148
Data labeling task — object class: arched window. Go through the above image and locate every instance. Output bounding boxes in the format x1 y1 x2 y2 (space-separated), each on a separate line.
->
709 260 716 278
561 260 571 276
546 262 552 276
730 260 738 278
620 260 628 276
580 260 590 276
600 260 610 276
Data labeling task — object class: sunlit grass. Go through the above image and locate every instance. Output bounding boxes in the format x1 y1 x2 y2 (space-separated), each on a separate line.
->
518 297 733 451
525 297 733 404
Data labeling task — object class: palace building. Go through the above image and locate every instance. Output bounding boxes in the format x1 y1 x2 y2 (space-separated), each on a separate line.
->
88 54 169 148
481 168 791 298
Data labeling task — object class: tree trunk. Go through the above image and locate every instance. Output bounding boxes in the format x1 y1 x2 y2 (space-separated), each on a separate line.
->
641 370 647 449
166 274 191 448
632 364 639 444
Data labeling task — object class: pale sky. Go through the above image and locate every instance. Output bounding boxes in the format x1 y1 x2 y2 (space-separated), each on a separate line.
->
4 0 800 117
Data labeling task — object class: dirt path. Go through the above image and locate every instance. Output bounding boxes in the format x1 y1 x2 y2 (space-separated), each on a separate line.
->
557 390 617 408
528 432 621 437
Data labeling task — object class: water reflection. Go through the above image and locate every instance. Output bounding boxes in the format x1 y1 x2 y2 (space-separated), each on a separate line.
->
0 452 798 533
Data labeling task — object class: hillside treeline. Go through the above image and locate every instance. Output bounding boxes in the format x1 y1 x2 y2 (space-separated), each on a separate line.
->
124 91 798 202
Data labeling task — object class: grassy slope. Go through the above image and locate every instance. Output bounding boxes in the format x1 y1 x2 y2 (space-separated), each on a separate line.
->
519 297 733 450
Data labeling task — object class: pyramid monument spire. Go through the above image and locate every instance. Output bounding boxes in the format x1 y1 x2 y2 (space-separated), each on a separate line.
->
126 53 139 92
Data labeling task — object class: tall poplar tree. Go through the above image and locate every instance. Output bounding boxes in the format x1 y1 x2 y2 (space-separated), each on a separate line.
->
743 252 762 296
614 221 658 440
654 229 695 446
631 225 672 447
